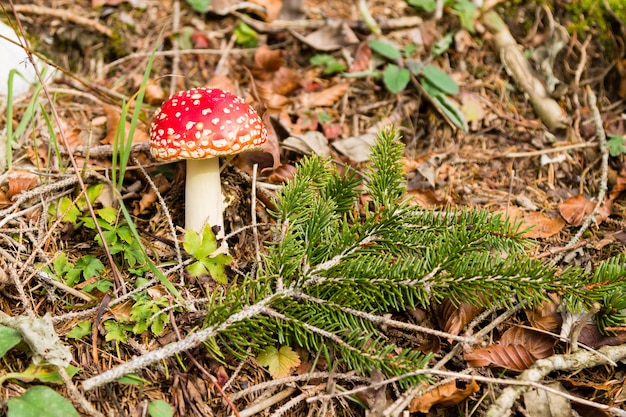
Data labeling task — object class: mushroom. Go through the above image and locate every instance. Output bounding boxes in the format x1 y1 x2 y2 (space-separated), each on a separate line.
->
149 87 268 238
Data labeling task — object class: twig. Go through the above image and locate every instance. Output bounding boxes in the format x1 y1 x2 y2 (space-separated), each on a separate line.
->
58 367 106 417
251 164 261 264
10 4 113 38
502 142 596 158
237 388 297 417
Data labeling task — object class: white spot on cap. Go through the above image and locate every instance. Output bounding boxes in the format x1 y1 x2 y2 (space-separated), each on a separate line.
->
186 121 195 130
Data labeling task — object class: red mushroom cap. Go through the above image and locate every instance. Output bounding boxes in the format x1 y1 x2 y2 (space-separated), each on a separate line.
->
149 87 268 161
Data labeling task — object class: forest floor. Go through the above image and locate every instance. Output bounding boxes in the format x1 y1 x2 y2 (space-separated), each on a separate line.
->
1 0 626 416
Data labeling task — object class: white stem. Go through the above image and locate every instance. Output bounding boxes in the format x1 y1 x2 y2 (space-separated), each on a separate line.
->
185 158 224 236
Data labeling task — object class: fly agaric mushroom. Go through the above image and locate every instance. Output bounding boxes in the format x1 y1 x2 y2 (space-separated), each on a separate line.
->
149 87 268 237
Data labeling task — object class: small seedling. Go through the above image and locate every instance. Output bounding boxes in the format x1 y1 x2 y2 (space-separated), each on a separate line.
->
183 224 233 284
234 22 258 48
310 54 347 75
607 134 626 156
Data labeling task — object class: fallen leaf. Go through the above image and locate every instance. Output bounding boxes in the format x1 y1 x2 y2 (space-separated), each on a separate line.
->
249 0 283 21
282 131 330 156
499 207 564 239
409 379 480 413
299 82 350 108
7 170 39 199
349 41 372 73
465 327 555 371
523 382 572 417
525 294 562 332
268 163 297 183
289 20 358 51
438 299 482 337
559 194 611 226
253 45 284 80
133 174 171 215
520 211 565 239
100 106 149 145
332 132 377 162
257 345 301 378
407 188 447 209
206 73 237 94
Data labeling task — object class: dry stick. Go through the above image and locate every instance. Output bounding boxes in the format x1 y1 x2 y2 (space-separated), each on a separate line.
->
9 4 113 38
58 367 106 417
550 89 609 265
251 164 261 264
230 372 367 402
236 388 297 417
292 291 479 345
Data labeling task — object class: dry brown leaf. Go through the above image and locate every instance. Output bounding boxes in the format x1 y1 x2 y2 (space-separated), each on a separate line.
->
249 0 282 21
465 327 555 371
438 299 483 337
559 194 611 226
299 82 350 108
252 45 283 80
101 105 150 145
206 73 237 93
407 189 448 209
500 206 564 238
0 189 11 208
133 174 171 215
26 143 49 168
578 323 626 349
268 163 297 183
144 81 165 105
525 294 562 332
7 170 39 199
520 211 565 239
409 379 480 413
349 41 372 73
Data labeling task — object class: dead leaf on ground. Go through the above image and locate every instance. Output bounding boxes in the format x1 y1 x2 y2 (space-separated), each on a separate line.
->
299 82 350 108
249 0 283 21
525 293 562 332
523 382 572 417
500 206 564 239
101 105 149 145
438 299 482 337
289 20 358 51
464 327 555 371
407 188 448 209
206 73 237 93
7 169 40 199
409 379 480 413
578 323 626 349
558 194 612 226
349 41 372 73
282 131 331 156
133 174 171 215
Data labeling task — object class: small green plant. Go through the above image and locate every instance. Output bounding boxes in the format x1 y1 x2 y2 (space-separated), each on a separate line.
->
310 54 347 75
184 224 232 284
367 38 467 131
185 0 211 13
0 324 80 416
234 22 258 48
607 134 626 156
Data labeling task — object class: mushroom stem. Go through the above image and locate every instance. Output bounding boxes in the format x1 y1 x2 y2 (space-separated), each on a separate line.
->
185 158 224 236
